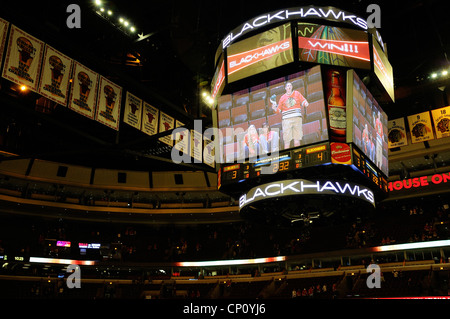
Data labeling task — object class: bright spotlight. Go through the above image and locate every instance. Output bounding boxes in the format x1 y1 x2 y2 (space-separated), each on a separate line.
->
119 17 124 23
124 21 129 27
443 70 448 76
94 0 101 6
431 73 438 79
130 26 136 32
107 10 112 15
20 85 27 92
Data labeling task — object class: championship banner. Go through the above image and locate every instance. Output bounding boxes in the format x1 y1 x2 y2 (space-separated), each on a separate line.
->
95 76 122 131
38 45 73 106
173 120 188 153
158 111 175 146
141 102 159 136
431 106 450 139
2 25 44 92
203 137 216 168
123 91 142 130
190 129 203 163
407 111 434 144
388 117 408 148
68 61 99 119
0 18 9 68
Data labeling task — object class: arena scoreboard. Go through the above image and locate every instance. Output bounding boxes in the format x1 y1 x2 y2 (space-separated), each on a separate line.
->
212 5 393 217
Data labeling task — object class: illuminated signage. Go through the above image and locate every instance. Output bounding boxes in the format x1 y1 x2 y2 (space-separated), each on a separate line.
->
211 58 225 100
298 38 370 61
57 241 71 247
176 256 285 267
29 257 97 265
78 243 101 249
239 179 375 209
222 6 369 49
388 172 450 192
372 35 394 102
227 23 293 83
298 23 370 69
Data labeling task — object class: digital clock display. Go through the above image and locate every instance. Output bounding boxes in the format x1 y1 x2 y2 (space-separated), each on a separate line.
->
351 145 387 192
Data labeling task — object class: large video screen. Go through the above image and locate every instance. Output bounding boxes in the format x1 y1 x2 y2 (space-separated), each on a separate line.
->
217 65 328 163
351 71 389 176
227 23 294 83
298 23 370 70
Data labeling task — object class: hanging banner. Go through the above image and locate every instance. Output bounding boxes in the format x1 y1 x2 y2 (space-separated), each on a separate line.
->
158 111 175 146
431 106 450 139
191 129 203 163
0 18 9 68
95 76 122 131
407 111 434 144
68 61 99 119
2 25 44 92
387 117 408 148
38 45 73 106
141 102 159 136
123 91 142 130
204 137 216 168
173 120 188 153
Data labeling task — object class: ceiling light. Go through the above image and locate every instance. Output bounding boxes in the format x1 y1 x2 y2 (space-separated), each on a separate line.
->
94 0 101 6
124 21 129 27
130 26 136 32
119 17 124 23
100 7 104 12
107 10 112 15
20 85 27 91
443 70 448 76
431 73 438 79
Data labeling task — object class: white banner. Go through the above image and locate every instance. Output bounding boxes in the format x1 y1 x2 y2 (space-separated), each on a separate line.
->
191 129 203 163
38 45 73 106
68 61 99 119
431 106 450 139
141 102 159 136
123 91 142 130
203 137 215 168
158 111 175 146
173 120 188 153
95 76 122 131
2 25 44 92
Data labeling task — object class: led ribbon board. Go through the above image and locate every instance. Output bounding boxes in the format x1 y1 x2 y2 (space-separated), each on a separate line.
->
239 179 375 210
221 6 369 49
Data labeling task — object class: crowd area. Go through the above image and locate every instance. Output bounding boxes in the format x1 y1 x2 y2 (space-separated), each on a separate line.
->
0 196 449 264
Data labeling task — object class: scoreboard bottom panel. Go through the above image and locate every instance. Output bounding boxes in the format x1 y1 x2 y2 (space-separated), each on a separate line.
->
218 142 388 195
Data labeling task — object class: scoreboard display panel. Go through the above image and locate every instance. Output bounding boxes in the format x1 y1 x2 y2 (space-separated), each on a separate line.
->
219 142 331 187
352 145 388 193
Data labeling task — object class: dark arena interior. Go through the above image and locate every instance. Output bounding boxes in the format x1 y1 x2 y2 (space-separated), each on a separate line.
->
1 0 450 313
